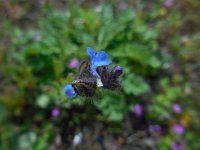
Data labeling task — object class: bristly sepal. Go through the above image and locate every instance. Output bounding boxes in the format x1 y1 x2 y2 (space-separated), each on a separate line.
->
72 60 97 97
96 66 123 90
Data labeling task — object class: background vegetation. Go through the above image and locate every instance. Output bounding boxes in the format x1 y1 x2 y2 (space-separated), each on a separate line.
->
0 0 200 149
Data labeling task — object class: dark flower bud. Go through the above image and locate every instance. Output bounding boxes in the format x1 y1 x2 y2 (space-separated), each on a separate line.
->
96 66 122 90
111 66 123 78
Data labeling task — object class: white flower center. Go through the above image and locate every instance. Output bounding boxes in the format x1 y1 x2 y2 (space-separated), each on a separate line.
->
97 78 103 87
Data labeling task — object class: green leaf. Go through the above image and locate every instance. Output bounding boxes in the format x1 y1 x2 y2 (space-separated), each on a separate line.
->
123 73 149 95
36 94 50 108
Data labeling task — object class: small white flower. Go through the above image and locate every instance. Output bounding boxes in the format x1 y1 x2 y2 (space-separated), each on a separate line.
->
73 132 83 146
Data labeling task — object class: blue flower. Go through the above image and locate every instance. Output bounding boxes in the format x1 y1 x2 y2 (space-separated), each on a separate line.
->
63 84 77 98
87 47 112 77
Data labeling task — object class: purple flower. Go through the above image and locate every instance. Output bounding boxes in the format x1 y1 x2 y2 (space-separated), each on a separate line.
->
87 47 112 77
164 0 174 7
133 104 143 117
111 144 117 150
34 32 41 41
172 124 185 135
112 66 123 78
68 59 79 69
171 142 184 150
153 124 161 132
149 124 161 133
118 1 128 10
52 107 60 117
173 104 182 114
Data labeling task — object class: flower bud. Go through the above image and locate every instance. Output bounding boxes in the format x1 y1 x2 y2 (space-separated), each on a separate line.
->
112 66 123 78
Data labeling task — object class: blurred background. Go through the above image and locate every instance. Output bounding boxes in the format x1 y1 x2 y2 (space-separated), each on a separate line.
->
0 0 200 149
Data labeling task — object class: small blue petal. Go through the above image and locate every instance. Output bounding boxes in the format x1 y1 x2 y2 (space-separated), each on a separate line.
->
90 65 99 77
94 60 112 67
95 51 108 62
63 84 77 98
86 47 112 77
87 47 95 59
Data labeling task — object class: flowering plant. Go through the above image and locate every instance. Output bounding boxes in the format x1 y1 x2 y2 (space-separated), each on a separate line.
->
64 47 122 98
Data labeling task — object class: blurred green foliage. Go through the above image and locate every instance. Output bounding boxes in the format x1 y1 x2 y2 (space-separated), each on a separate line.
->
1 0 200 149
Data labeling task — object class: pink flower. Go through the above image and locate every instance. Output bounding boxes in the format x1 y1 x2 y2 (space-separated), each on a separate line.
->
68 59 79 69
173 104 182 114
164 0 174 7
172 124 185 135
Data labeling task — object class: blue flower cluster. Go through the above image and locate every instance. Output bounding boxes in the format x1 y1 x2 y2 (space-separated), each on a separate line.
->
64 47 112 98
